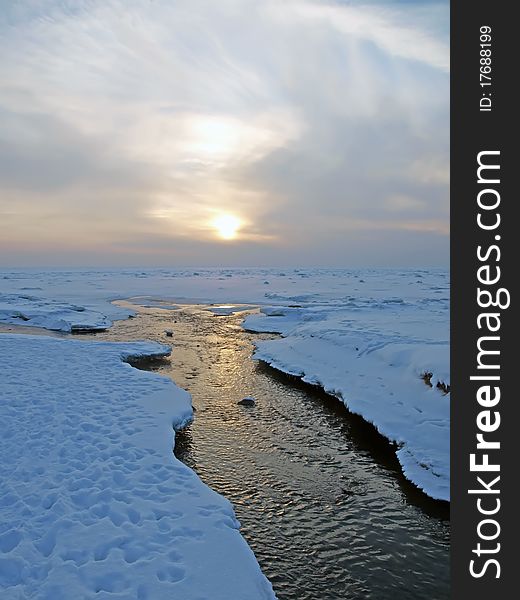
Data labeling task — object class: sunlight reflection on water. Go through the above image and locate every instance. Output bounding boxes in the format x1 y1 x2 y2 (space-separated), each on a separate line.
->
86 303 450 600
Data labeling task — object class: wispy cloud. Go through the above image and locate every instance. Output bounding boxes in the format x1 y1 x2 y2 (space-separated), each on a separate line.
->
0 0 449 267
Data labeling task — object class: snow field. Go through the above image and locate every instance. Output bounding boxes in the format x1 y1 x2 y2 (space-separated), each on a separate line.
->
0 334 276 599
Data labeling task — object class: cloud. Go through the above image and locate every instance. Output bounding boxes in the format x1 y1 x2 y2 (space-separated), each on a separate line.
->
0 0 449 267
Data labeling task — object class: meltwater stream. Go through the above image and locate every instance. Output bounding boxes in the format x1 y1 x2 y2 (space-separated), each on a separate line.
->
88 303 450 600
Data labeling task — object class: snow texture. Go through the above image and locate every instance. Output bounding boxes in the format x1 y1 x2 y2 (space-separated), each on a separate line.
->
0 334 275 599
0 268 449 501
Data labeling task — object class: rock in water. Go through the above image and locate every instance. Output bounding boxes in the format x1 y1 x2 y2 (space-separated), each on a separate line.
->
238 396 256 406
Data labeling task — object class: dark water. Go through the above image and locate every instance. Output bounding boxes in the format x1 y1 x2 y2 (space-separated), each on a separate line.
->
85 302 450 600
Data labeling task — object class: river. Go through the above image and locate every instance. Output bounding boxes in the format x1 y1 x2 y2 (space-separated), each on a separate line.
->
78 301 450 600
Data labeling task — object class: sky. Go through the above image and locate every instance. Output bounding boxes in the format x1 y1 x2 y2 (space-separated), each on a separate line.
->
0 0 449 268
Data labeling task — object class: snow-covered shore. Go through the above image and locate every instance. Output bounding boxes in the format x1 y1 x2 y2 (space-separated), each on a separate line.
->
0 334 276 599
0 267 449 502
243 305 449 501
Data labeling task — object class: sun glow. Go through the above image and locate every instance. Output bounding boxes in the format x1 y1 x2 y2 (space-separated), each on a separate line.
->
189 118 241 158
213 214 241 240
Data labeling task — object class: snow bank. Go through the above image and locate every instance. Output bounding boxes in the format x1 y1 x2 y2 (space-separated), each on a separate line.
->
244 303 450 501
0 293 118 332
0 334 275 599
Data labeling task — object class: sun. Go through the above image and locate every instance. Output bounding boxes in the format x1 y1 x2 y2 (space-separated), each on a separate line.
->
213 214 241 240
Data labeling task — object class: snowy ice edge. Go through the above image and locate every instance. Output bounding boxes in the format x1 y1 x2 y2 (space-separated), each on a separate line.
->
245 309 450 503
0 334 276 599
118 344 194 433
252 345 449 502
